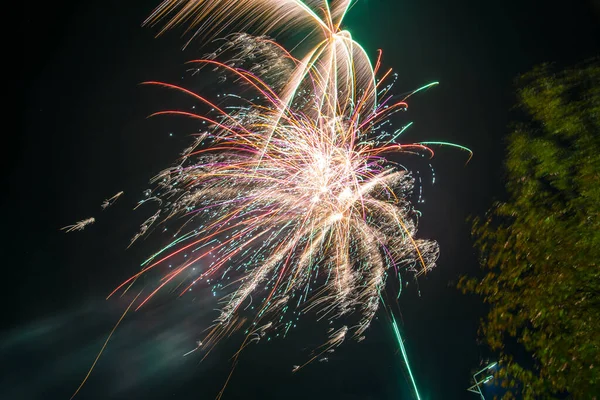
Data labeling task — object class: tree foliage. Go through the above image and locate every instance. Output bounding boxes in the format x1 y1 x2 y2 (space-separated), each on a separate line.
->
459 59 600 399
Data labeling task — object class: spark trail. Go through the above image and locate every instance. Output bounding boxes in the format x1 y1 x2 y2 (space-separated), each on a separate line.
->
101 191 124 210
61 217 95 233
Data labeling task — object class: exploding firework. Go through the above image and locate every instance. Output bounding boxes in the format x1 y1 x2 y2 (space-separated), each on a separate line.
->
61 217 95 233
103 0 474 359
65 2 475 399
68 4 473 398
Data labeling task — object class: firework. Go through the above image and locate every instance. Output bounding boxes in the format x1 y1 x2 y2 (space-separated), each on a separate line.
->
61 217 95 233
65 3 477 399
88 0 470 387
112 38 443 356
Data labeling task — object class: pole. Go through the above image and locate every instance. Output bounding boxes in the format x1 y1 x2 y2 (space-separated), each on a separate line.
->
466 362 497 399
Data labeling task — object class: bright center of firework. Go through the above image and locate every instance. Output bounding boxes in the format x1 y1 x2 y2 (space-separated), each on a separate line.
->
303 147 359 218
327 212 344 224
338 187 353 202
316 153 328 171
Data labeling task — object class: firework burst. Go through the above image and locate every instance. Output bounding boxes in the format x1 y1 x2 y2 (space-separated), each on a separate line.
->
112 47 443 355
66 2 475 399
65 0 475 384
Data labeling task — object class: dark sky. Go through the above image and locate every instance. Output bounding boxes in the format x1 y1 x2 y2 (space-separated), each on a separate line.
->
6 1 600 399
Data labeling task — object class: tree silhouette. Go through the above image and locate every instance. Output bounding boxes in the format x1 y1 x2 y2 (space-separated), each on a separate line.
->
460 59 599 399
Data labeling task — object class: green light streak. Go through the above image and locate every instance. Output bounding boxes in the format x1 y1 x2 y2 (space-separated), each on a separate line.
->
384 121 413 146
403 81 439 101
391 314 422 400
418 141 474 163
141 230 199 266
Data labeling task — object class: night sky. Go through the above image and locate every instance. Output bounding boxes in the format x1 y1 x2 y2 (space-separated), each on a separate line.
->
6 1 600 399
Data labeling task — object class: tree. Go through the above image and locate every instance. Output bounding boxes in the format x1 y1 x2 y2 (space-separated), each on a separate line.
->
459 59 600 399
